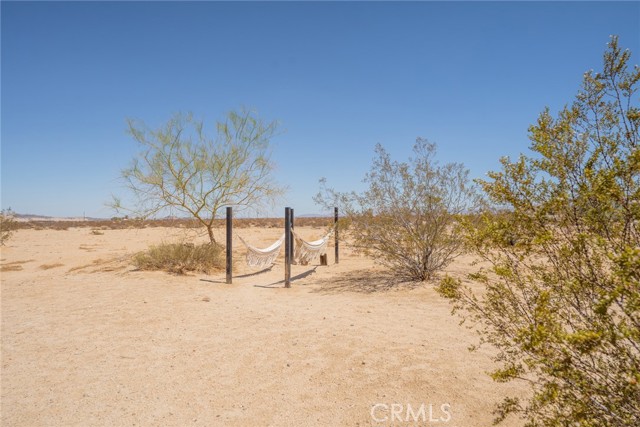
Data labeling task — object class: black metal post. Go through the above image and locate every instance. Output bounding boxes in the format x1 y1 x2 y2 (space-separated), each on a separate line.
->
284 207 291 288
226 206 233 284
334 207 339 264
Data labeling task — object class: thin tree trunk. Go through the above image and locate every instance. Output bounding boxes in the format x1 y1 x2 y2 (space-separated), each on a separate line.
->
207 226 216 244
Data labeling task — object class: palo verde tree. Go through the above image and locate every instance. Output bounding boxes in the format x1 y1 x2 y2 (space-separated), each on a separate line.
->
437 37 639 426
315 138 480 282
113 109 285 244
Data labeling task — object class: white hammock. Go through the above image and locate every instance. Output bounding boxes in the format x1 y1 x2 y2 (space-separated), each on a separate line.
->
238 234 285 269
293 230 332 265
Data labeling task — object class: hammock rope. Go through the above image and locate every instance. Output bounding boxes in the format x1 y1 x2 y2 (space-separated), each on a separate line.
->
238 234 285 269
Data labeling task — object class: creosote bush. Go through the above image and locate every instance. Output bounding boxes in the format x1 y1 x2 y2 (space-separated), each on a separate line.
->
133 242 224 275
316 139 480 282
437 36 639 426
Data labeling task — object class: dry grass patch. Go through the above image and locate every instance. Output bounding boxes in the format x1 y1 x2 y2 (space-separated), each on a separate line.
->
133 242 224 275
68 257 129 273
39 263 64 270
1 259 35 272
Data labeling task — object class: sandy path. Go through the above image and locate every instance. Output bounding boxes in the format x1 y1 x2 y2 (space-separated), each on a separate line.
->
1 227 525 426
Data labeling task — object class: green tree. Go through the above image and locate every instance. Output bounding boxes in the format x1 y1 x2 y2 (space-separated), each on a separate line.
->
437 36 639 425
113 109 285 243
316 138 479 282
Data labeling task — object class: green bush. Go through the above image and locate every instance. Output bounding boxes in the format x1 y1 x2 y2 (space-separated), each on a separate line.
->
133 242 224 275
438 37 639 426
0 209 16 245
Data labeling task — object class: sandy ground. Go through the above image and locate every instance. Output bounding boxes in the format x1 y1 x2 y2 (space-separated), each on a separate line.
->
1 225 526 427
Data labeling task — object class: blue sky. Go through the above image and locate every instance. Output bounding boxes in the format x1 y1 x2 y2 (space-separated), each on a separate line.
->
2 1 639 218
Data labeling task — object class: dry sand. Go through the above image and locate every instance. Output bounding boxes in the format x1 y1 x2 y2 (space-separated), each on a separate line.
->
1 225 526 426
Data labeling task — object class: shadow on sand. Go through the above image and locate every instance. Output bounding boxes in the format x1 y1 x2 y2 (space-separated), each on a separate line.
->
310 269 423 294
199 266 276 284
255 266 319 289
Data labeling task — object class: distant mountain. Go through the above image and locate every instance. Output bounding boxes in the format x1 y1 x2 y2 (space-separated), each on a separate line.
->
297 213 333 218
15 213 53 220
9 211 335 221
13 213 105 221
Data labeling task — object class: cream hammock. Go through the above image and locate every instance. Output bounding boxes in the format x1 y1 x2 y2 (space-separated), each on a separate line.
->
238 234 285 269
293 230 332 265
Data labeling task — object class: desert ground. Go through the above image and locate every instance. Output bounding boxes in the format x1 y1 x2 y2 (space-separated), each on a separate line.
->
1 222 527 426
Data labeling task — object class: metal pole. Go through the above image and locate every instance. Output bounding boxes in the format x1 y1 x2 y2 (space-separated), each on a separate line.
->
226 207 233 284
284 207 291 288
290 208 295 265
334 207 339 264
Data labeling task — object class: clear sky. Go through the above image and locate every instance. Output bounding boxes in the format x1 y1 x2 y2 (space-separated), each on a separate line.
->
2 1 639 218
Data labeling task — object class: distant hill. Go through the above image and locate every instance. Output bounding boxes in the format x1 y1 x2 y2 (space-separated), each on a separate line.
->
13 213 105 222
15 213 53 220
296 213 333 218
9 212 335 222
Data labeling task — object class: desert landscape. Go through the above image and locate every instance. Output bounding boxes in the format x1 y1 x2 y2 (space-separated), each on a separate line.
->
1 221 527 426
4 1 639 425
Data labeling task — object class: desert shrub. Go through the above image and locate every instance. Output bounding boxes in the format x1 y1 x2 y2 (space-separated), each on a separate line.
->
437 37 639 426
316 138 480 282
133 242 224 275
0 208 17 245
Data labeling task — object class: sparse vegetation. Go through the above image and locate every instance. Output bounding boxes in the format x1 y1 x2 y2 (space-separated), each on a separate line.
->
39 263 65 270
133 242 225 275
0 259 34 272
437 37 639 426
7 217 328 232
0 208 17 245
316 138 480 282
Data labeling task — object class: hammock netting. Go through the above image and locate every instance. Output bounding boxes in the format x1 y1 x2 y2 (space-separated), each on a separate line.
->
293 230 332 265
238 234 285 269
238 229 333 268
